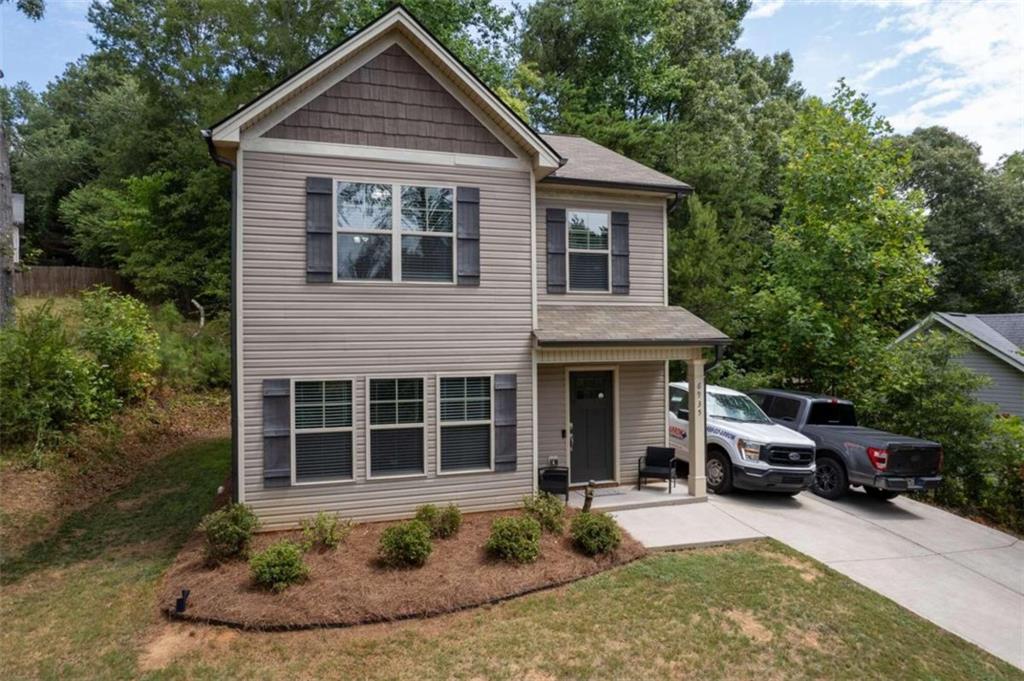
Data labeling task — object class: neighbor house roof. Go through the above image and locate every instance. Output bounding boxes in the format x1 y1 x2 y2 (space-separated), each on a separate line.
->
540 134 692 195
896 312 1024 373
205 5 561 172
534 305 729 347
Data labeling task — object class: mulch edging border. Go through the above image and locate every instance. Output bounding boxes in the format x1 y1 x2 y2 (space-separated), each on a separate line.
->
162 553 646 632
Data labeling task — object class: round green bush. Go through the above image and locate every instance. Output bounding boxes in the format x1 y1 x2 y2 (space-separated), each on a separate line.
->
570 512 622 556
485 516 542 564
199 503 260 563
378 520 433 568
249 540 309 592
301 511 352 551
522 492 566 533
415 503 462 539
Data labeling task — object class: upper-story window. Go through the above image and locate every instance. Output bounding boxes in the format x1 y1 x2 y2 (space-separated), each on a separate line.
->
567 210 610 292
335 181 454 283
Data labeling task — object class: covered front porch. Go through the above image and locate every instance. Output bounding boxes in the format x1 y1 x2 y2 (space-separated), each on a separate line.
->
533 305 729 505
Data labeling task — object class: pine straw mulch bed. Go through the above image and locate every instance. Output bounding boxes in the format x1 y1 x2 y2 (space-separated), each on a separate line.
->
160 509 647 631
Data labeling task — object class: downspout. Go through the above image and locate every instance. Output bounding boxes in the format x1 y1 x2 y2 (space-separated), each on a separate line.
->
202 129 239 502
705 343 726 374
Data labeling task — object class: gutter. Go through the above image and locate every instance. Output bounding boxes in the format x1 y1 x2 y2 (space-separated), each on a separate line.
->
201 129 240 502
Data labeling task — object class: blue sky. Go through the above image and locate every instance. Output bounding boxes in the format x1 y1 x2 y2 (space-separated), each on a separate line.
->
2 0 1022 163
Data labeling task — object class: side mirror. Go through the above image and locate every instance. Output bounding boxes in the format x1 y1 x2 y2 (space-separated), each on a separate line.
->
676 408 689 421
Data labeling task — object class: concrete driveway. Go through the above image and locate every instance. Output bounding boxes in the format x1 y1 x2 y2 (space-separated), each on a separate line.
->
615 490 1024 669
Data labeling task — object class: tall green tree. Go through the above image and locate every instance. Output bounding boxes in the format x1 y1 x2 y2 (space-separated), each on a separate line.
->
741 83 933 394
896 127 1024 313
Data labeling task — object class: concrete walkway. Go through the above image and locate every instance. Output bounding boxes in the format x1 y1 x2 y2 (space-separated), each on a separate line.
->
613 490 1023 669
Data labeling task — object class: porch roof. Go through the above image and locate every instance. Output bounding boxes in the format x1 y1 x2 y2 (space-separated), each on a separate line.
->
534 305 729 348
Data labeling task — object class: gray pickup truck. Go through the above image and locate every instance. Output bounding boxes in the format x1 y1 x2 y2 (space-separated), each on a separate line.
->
747 389 943 501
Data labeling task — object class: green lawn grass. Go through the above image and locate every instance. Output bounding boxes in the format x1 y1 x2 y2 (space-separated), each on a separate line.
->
1 437 1020 681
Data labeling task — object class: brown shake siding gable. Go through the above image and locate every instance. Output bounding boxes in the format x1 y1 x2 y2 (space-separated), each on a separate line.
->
241 150 533 528
266 44 515 158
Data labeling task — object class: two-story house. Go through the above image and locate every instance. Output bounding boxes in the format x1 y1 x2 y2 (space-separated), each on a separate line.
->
204 6 728 528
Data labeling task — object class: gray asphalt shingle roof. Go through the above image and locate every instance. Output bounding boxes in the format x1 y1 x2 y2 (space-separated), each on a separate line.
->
534 305 729 347
916 312 1024 372
541 134 691 193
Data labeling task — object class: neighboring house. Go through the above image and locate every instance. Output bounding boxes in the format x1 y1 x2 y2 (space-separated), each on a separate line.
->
12 192 23 263
204 6 727 528
897 312 1024 418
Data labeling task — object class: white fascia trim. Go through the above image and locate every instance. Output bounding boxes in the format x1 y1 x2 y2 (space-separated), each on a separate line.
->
212 9 560 170
242 135 530 173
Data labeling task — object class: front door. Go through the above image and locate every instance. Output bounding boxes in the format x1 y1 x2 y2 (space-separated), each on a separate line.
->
569 370 614 483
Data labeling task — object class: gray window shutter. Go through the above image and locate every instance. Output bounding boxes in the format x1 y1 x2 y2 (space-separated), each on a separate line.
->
494 373 518 472
306 177 332 283
263 379 291 487
611 211 630 294
456 186 480 286
546 208 566 293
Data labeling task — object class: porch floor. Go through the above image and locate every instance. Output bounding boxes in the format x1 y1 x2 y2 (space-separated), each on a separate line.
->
567 481 705 511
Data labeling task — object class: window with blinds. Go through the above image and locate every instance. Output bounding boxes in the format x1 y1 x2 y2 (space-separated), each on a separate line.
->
369 378 425 477
567 210 610 292
293 380 353 483
439 376 492 473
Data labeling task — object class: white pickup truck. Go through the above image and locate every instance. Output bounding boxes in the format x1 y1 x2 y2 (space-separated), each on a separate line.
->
668 381 817 495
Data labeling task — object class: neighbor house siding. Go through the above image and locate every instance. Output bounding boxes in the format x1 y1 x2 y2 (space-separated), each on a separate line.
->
240 150 533 528
265 44 514 158
536 362 666 485
535 190 666 305
956 345 1024 418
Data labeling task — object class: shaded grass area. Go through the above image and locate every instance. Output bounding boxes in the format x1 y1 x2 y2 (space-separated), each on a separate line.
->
2 436 1020 681
0 439 229 680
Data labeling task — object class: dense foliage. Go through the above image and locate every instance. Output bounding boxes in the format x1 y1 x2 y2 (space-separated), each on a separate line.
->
414 503 463 539
301 511 353 551
570 512 622 556
485 515 542 564
79 286 160 401
199 503 260 563
378 519 433 568
249 539 310 592
522 492 566 533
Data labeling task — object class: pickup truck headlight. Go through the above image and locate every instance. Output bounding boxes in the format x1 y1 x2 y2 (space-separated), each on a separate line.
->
736 439 763 463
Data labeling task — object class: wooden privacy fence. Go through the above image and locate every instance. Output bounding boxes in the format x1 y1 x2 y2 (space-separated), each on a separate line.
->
14 266 130 297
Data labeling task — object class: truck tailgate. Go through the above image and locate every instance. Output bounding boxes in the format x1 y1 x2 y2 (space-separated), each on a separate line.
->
886 445 941 476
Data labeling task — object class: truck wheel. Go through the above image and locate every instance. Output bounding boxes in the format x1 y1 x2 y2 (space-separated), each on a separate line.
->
706 450 733 494
812 456 848 500
864 486 900 501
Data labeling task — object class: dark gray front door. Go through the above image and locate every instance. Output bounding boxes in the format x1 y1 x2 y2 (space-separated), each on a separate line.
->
569 370 614 483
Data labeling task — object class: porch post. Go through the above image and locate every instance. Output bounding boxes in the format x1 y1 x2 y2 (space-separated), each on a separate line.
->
686 358 707 498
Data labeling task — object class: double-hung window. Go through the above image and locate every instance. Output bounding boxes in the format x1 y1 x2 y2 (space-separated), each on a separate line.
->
438 376 493 473
335 180 454 282
292 380 353 483
368 377 425 477
567 210 610 292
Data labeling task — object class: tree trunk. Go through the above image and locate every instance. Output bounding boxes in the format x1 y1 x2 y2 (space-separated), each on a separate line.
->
0 121 15 328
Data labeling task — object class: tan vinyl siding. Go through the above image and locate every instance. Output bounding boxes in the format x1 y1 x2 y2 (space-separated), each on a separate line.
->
241 150 533 528
956 345 1024 419
536 191 666 305
265 44 513 158
536 361 666 485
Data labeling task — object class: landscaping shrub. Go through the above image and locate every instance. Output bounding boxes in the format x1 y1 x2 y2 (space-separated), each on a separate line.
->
301 511 352 551
414 503 462 539
485 516 541 564
570 512 621 556
522 492 566 533
199 503 260 562
152 303 231 390
250 540 309 592
79 287 160 402
378 520 433 568
0 302 116 447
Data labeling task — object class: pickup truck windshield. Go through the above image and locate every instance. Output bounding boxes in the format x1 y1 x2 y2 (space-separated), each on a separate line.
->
807 401 857 426
708 393 772 424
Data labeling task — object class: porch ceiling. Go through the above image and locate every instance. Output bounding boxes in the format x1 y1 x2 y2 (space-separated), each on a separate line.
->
534 305 729 348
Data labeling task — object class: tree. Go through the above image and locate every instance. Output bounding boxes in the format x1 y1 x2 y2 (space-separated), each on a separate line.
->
1 117 14 327
741 83 934 394
896 127 1024 313
1 0 44 20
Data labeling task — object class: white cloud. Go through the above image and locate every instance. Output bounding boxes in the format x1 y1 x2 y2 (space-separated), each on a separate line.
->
749 0 786 20
854 0 1024 164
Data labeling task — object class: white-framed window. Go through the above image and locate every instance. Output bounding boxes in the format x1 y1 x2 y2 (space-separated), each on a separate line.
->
291 379 354 484
367 377 426 478
334 180 455 283
567 210 611 292
437 375 493 474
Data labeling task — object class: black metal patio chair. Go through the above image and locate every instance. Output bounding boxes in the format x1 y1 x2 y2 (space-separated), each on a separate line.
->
637 446 680 492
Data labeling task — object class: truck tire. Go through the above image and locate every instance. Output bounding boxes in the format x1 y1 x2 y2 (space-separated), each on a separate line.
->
812 455 848 500
706 449 733 494
864 486 900 501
